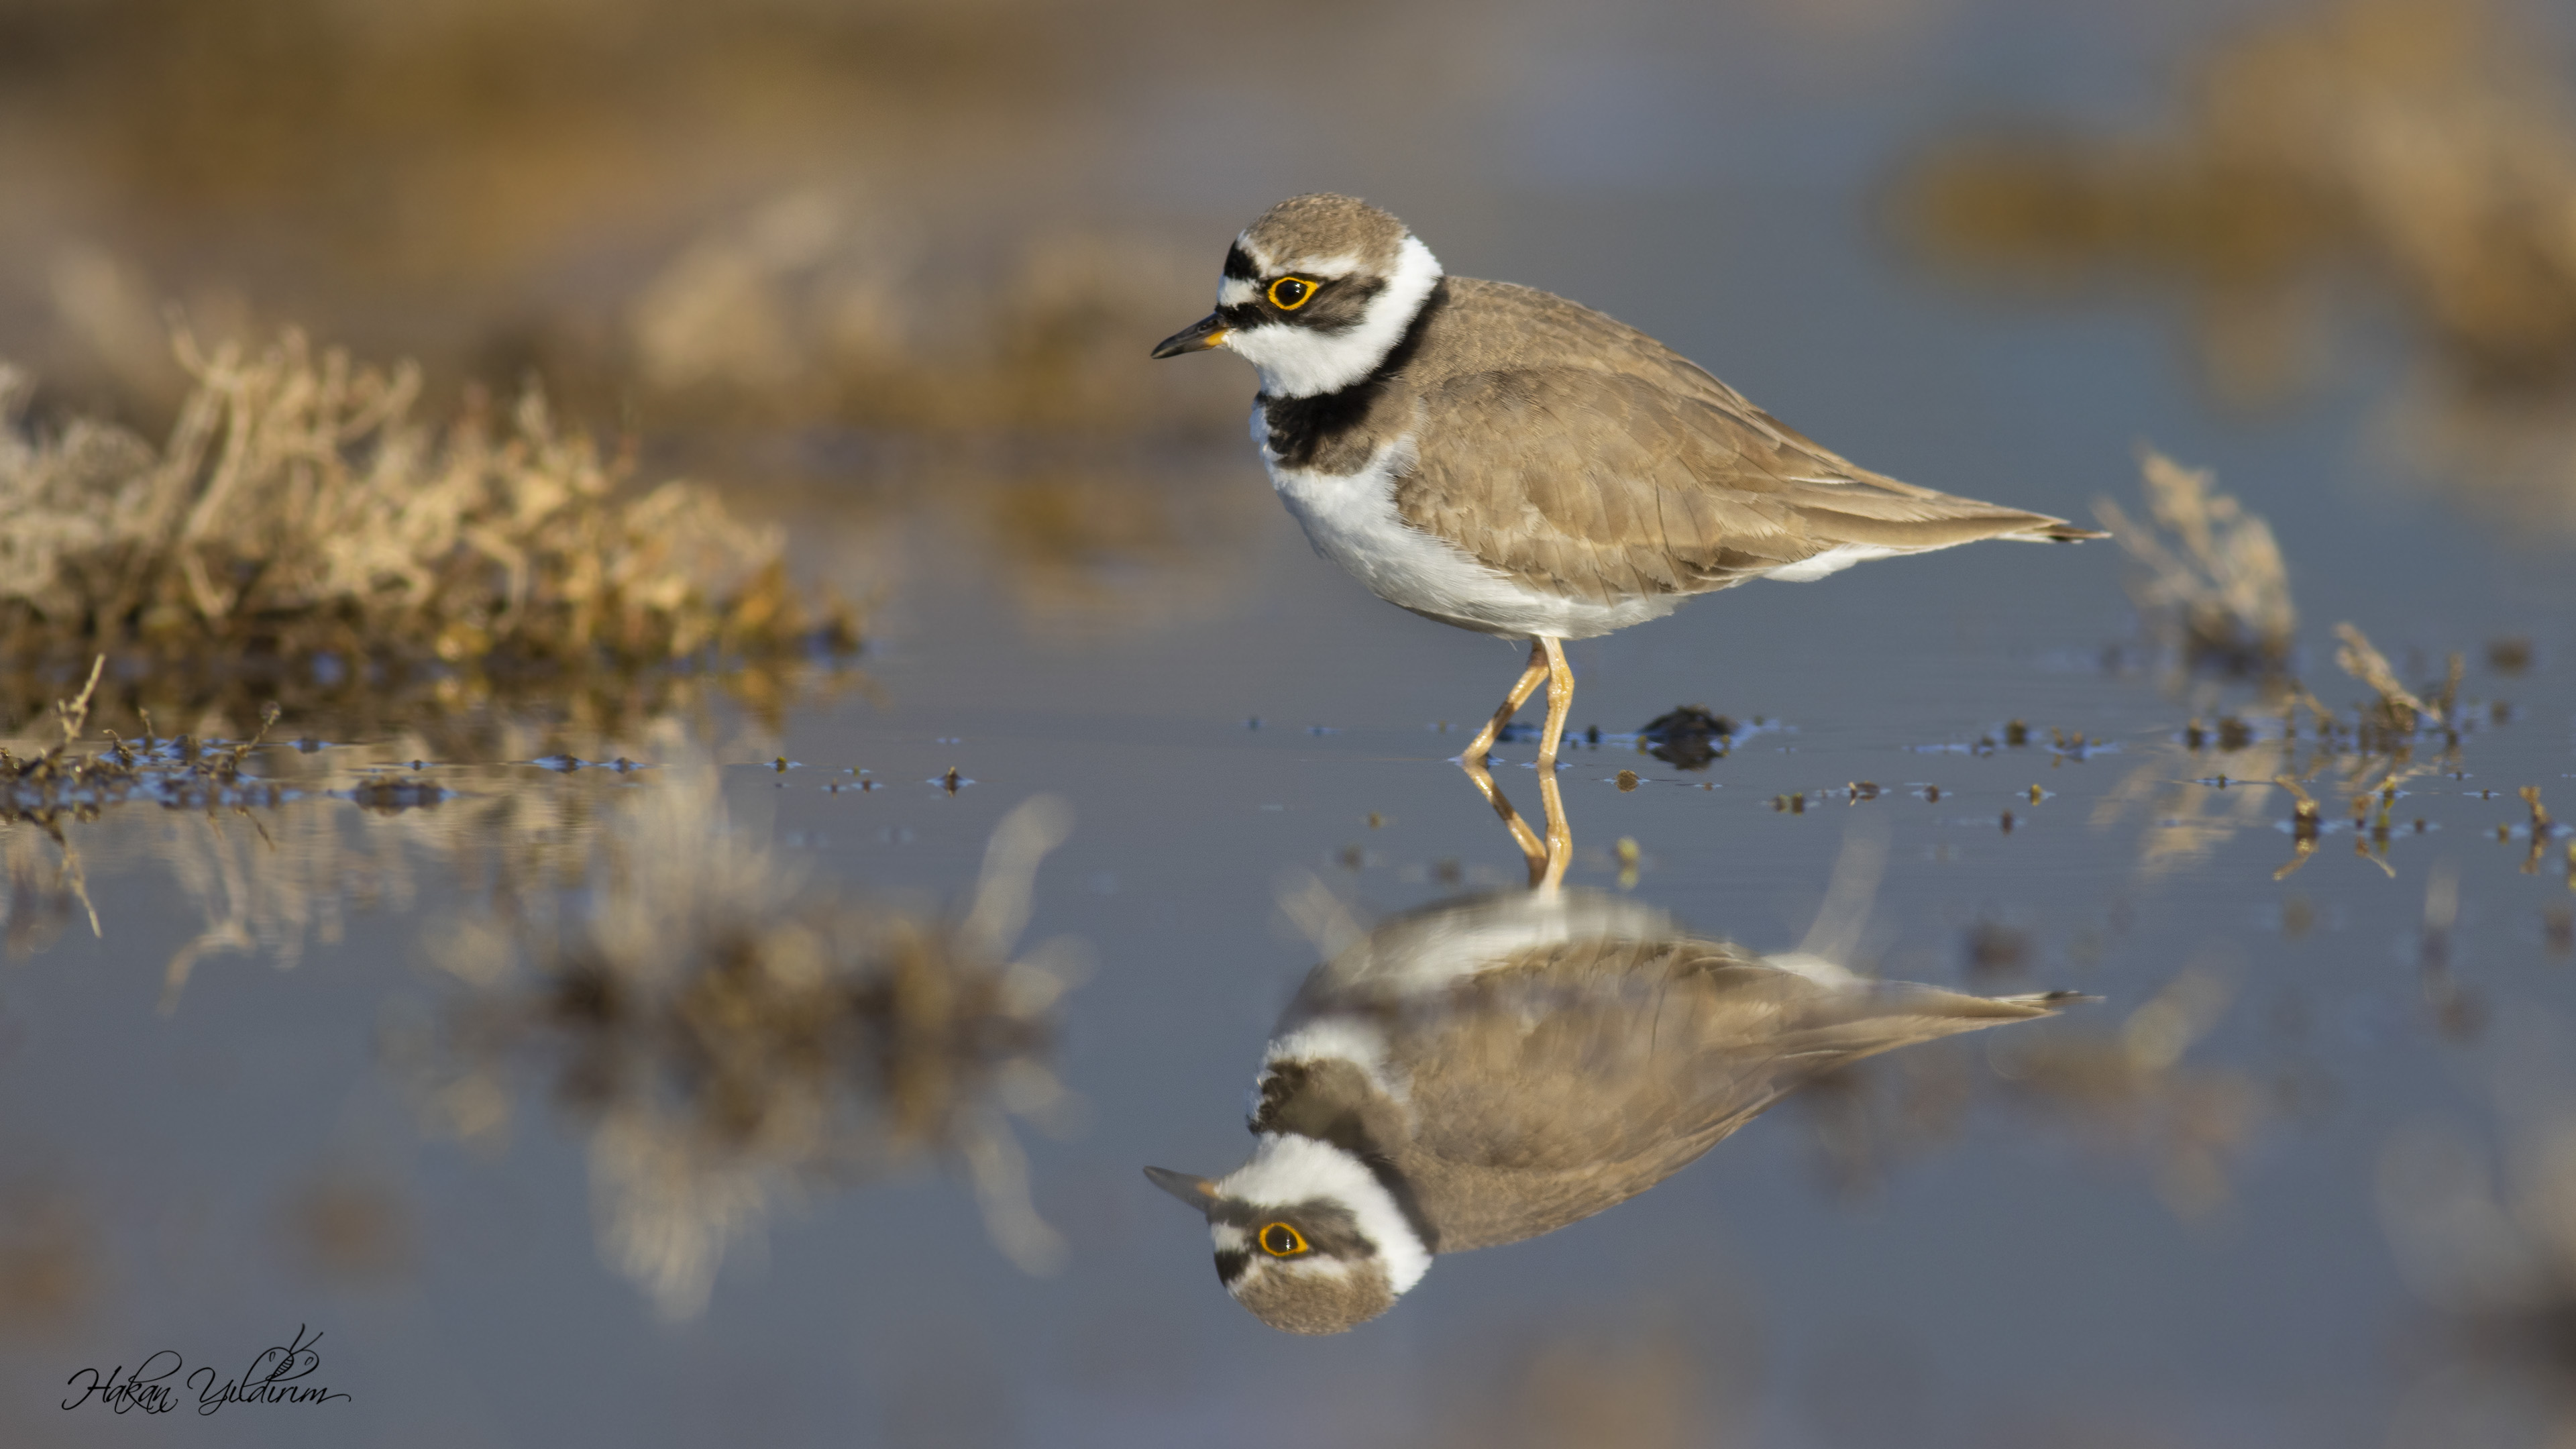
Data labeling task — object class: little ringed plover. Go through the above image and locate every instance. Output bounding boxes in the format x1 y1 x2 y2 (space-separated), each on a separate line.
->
1153 194 2102 869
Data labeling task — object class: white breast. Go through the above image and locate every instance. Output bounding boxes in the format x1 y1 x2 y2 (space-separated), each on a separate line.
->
1258 416 1681 641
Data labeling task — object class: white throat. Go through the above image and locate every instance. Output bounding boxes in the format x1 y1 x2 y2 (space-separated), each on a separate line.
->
1212 1133 1432 1293
1224 235 1444 399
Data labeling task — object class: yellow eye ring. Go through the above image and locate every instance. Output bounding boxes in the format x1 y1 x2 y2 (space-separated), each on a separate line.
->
1267 276 1317 311
1256 1222 1308 1256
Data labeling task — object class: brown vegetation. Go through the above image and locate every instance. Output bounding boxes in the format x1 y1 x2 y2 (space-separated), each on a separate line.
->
0 330 857 729
1896 0 2576 529
2097 448 2296 676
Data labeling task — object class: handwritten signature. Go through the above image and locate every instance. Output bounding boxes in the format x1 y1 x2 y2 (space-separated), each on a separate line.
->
62 1324 352 1415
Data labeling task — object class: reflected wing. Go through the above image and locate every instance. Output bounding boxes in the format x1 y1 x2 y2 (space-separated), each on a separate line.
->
1392 941 2069 1250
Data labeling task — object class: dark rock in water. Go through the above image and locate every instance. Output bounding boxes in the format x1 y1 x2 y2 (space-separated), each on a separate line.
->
1639 706 1734 770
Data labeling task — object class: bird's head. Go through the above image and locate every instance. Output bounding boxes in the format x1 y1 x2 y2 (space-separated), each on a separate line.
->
1144 1132 1432 1335
1150 193 1445 399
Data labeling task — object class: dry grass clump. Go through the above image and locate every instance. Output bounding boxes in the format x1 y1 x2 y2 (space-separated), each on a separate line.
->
2096 448 2296 675
407 774 1083 1320
0 329 857 720
2332 621 2453 741
1894 0 2576 397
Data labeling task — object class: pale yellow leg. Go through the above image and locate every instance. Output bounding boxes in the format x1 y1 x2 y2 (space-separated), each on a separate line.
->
1534 638 1575 880
1460 638 1550 766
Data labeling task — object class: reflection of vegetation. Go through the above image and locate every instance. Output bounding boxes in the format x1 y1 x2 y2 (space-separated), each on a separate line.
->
0 332 858 727
403 774 1083 1320
2380 1020 2576 1440
0 679 674 1009
1807 963 2273 1220
0 1180 91 1334
1895 0 2576 525
1419 1305 1739 1449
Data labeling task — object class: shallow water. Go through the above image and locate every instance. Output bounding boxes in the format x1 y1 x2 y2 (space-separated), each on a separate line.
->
9 467 2575 1446
13 3 2576 1447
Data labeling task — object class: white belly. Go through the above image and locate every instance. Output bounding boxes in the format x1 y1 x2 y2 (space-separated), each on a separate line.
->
1258 418 1679 641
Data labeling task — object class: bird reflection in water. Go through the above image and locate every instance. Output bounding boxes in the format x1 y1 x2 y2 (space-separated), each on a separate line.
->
1147 799 2084 1334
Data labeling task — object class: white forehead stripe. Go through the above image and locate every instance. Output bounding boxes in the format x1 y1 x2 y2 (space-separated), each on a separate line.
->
1213 1133 1432 1293
1222 234 1444 399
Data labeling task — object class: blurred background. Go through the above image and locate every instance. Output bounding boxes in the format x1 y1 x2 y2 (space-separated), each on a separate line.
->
7 1 2576 1446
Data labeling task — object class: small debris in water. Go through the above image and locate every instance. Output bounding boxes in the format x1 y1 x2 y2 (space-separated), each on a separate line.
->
1923 785 1943 803
2545 908 2574 957
2005 720 2029 747
1366 812 1387 829
345 776 449 813
1636 706 1733 770
2000 810 2016 833
1245 716 1262 730
938 767 970 794
1615 770 1640 792
1772 793 1805 814
1849 782 1881 802
1962 918 2031 978
2029 784 2046 803
2488 637 2533 675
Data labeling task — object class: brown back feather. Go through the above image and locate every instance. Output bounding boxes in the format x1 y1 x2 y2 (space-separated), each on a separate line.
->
1383 278 2095 604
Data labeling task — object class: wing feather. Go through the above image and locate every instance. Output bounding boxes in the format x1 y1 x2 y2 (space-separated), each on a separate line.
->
1392 361 2088 603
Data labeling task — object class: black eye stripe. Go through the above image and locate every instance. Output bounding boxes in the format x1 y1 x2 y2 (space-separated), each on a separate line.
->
1222 244 1260 281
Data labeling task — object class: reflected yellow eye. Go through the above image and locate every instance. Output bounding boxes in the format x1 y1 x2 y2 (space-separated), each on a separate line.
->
1267 276 1316 310
1257 1222 1308 1256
